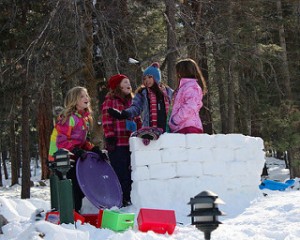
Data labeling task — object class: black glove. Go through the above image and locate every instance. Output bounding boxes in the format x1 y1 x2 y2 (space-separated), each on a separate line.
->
105 137 117 152
71 147 87 160
91 146 108 161
141 133 154 140
108 108 129 120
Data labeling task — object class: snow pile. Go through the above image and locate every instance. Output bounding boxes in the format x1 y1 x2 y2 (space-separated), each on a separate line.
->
1 155 300 240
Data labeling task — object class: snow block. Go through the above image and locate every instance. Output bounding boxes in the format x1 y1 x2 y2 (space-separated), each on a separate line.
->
149 163 177 180
225 134 247 149
185 134 215 148
161 148 188 163
187 148 213 162
131 150 161 167
176 162 203 177
159 133 186 148
131 166 150 181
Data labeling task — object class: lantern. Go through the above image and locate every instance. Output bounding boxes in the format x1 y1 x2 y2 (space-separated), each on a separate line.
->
188 190 225 240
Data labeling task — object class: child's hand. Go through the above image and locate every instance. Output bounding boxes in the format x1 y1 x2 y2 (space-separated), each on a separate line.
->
105 137 117 152
91 146 108 161
108 108 128 119
108 108 122 119
71 147 87 160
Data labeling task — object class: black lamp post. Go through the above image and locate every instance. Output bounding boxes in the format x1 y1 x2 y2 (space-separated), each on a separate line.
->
52 148 74 177
49 148 75 224
188 190 225 240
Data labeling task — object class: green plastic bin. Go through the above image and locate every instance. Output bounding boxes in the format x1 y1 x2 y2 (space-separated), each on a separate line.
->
101 209 135 232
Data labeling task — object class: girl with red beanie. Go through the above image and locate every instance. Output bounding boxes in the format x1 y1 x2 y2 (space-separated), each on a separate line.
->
101 74 141 207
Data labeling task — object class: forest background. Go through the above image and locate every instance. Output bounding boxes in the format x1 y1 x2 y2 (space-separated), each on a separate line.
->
0 0 299 200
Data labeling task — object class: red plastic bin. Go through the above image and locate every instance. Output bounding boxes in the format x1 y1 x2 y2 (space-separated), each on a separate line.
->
45 211 60 224
82 209 104 228
137 208 176 234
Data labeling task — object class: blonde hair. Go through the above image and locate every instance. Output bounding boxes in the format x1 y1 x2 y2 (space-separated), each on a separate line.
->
61 86 93 124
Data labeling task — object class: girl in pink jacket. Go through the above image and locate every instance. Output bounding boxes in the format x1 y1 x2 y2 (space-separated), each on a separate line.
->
168 58 207 134
48 86 102 212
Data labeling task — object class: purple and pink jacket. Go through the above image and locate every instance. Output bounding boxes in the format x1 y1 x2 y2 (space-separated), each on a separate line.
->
48 110 94 161
168 78 204 133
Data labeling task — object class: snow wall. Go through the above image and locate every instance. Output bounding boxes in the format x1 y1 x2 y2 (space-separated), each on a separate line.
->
129 133 265 223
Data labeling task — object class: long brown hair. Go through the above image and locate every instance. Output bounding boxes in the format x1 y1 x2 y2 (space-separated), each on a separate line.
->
106 85 134 100
175 58 207 95
136 80 169 96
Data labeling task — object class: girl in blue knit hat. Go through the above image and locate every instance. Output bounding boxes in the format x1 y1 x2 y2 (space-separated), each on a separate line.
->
108 62 173 132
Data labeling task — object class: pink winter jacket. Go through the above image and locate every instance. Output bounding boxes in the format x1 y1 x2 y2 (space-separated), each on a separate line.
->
48 111 94 161
168 78 203 133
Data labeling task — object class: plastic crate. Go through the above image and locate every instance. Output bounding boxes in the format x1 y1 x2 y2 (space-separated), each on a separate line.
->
45 211 60 224
137 208 176 234
101 209 135 232
82 209 103 228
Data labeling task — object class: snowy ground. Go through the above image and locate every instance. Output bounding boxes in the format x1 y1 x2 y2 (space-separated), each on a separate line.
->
1 157 300 240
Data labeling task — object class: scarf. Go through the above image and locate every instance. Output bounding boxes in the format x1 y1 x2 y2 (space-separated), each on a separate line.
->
147 86 170 128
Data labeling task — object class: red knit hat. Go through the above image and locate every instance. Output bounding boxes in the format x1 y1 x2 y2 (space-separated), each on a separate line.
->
108 74 128 90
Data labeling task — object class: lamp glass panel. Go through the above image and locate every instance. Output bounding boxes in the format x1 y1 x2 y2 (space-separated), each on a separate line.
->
56 161 69 166
194 216 213 222
193 203 212 210
55 154 68 160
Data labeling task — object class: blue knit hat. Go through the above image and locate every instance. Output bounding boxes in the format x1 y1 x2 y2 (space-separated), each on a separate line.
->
143 62 161 83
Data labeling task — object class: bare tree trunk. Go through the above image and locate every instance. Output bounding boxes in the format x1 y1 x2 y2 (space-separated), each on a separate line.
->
236 74 250 135
213 43 228 133
289 147 300 178
9 105 18 185
165 0 177 89
227 66 237 133
1 151 8 180
182 0 213 134
79 0 103 147
199 52 213 134
80 0 96 104
276 0 292 100
92 0 134 148
227 1 237 133
37 78 53 180
16 135 21 178
0 153 2 187
21 91 31 199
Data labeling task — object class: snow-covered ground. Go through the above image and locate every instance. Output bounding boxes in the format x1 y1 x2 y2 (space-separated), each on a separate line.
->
0 157 299 240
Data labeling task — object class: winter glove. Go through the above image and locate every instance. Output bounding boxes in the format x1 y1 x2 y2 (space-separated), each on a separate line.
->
71 147 87 160
91 146 108 161
126 120 137 132
108 108 129 120
105 137 117 152
140 133 154 140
